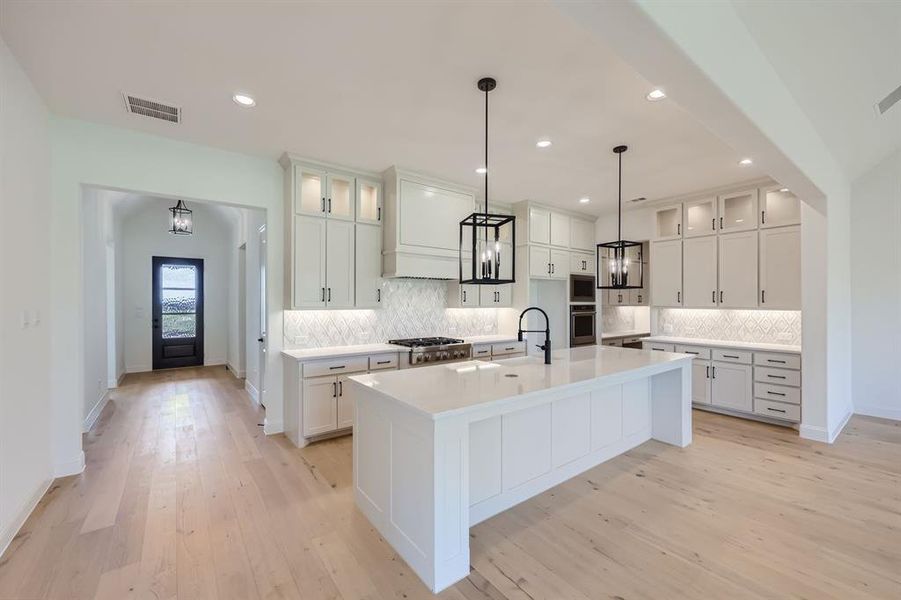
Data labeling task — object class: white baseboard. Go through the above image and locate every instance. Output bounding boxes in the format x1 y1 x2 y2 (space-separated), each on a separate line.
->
83 390 111 432
245 379 260 405
855 404 901 421
263 419 283 435
227 362 246 379
0 478 53 559
55 451 85 477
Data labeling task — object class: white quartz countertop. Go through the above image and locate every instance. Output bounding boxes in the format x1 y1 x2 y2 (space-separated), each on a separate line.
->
281 343 405 361
347 345 692 419
643 336 801 354
601 330 650 340
281 334 522 361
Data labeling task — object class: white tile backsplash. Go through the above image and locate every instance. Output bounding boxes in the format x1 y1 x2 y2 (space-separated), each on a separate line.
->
655 308 801 346
284 279 501 348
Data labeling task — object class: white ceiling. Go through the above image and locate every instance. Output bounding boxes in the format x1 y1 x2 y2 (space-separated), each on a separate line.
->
1 1 764 215
733 1 901 181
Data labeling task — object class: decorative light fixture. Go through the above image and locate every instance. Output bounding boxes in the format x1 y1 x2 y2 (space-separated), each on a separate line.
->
169 200 193 235
232 93 256 107
597 145 642 290
646 88 667 101
459 77 516 285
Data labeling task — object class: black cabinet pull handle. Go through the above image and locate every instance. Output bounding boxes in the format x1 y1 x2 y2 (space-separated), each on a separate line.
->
767 407 786 414
767 391 786 397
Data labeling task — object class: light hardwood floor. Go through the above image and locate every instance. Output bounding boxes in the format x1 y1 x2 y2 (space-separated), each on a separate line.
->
0 366 899 599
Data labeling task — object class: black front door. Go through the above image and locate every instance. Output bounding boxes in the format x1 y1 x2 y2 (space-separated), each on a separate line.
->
152 256 204 369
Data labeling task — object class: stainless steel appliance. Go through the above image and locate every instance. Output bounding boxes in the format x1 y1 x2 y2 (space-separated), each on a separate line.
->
569 305 597 346
388 337 472 366
570 274 596 303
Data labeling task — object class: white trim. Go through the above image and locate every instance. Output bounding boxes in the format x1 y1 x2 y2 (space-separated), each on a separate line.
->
55 451 85 477
245 379 260 404
83 390 111 432
855 404 901 421
828 408 853 443
0 478 53 559
263 418 283 435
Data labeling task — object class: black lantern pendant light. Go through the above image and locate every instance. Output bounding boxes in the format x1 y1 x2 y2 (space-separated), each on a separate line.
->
459 77 516 285
597 145 642 289
169 200 193 235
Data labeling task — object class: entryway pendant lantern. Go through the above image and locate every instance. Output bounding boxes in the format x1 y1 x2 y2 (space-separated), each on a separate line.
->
597 145 643 289
459 77 516 285
169 200 193 235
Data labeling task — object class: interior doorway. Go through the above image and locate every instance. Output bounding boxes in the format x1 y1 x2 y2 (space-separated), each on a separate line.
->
152 256 205 369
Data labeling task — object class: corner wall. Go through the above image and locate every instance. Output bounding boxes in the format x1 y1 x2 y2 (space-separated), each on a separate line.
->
0 37 54 555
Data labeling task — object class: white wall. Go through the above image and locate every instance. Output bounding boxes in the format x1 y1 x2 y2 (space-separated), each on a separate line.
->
0 37 54 555
850 150 901 420
50 118 285 477
120 198 233 372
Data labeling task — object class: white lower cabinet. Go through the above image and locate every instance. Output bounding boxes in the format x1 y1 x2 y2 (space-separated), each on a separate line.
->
302 377 338 437
711 362 753 412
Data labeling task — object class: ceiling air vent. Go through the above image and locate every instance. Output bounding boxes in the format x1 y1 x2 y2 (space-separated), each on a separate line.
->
123 94 181 123
875 84 901 116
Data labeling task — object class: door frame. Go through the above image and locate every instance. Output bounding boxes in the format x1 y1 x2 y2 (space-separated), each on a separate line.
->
152 256 205 370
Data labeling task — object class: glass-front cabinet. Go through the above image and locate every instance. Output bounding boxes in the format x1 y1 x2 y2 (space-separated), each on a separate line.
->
683 197 717 237
295 165 327 216
356 178 382 224
654 204 682 240
760 185 801 228
717 188 758 233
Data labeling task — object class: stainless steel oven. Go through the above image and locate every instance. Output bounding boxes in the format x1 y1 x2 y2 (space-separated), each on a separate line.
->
570 304 597 346
570 274 596 303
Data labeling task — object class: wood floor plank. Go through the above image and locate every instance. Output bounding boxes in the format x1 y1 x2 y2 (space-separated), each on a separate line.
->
1 366 899 600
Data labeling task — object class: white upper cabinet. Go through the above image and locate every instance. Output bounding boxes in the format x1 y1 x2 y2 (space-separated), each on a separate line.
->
654 204 683 240
759 225 801 309
326 171 355 220
651 239 682 306
760 185 800 228
550 212 570 247
570 218 595 251
295 165 327 216
325 220 355 308
294 216 327 308
682 235 718 308
529 207 551 245
355 224 382 308
683 197 717 237
717 231 758 308
356 178 382 224
718 188 758 233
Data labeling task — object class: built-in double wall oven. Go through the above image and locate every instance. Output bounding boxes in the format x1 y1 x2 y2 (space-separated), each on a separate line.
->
570 304 597 347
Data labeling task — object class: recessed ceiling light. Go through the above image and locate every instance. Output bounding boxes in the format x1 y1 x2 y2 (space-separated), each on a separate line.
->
536 139 552 148
738 158 753 166
232 93 256 107
475 166 487 174
646 88 666 101
579 197 591 204
779 187 789 193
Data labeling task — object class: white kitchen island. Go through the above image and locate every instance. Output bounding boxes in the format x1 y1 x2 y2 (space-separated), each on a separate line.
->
346 345 693 593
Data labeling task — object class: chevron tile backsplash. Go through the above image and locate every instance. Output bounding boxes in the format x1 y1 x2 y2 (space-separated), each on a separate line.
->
655 308 801 345
284 279 501 348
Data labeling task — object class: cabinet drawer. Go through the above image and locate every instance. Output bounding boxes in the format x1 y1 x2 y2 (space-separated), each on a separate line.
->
754 398 801 422
712 348 752 364
368 353 398 371
303 356 369 378
754 352 801 370
492 341 526 356
472 344 492 359
755 382 801 405
675 345 711 360
755 366 801 387
644 342 675 352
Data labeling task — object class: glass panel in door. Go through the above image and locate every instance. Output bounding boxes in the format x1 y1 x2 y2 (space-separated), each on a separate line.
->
295 166 326 215
327 173 355 219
